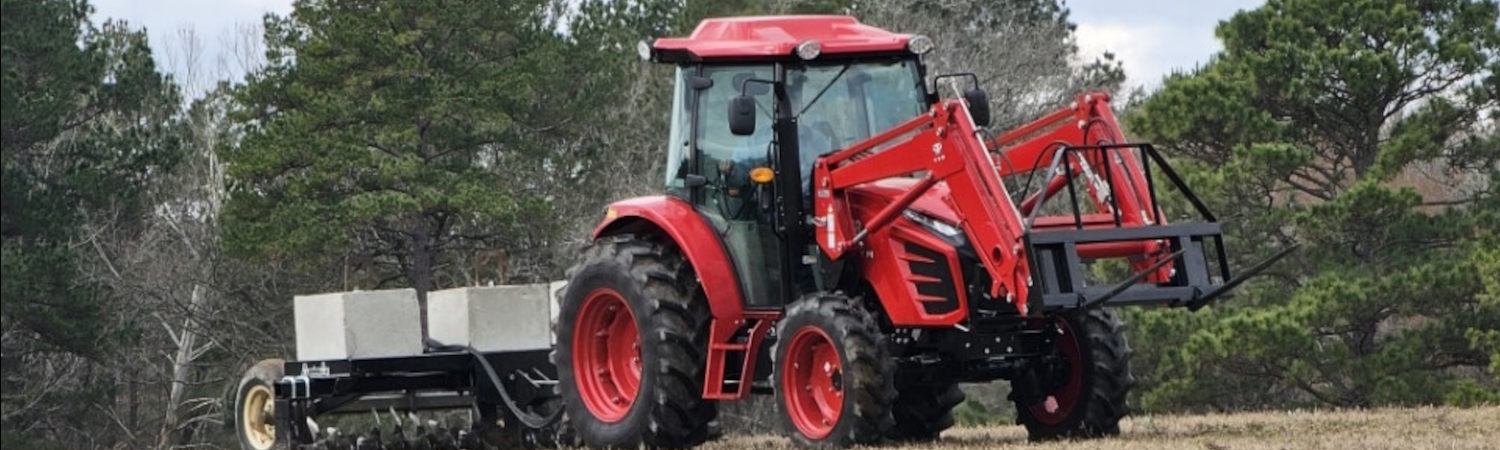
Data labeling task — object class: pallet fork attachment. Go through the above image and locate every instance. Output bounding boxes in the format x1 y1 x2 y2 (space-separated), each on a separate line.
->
1186 243 1300 311
1081 248 1188 309
1017 140 1296 312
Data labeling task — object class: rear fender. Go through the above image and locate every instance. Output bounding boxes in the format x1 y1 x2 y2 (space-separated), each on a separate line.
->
592 196 745 320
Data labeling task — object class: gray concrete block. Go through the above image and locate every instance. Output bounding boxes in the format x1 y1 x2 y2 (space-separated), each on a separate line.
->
428 285 552 352
547 281 566 321
547 280 566 345
294 289 423 361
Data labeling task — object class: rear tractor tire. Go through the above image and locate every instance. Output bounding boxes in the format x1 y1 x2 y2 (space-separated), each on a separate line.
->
235 358 286 450
1015 308 1134 441
773 292 896 448
554 234 716 448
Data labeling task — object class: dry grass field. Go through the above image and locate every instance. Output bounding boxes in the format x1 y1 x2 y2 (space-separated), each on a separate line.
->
704 406 1500 449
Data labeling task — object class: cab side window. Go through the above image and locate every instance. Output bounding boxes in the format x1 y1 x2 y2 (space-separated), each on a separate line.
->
695 65 775 179
694 65 774 220
664 68 692 194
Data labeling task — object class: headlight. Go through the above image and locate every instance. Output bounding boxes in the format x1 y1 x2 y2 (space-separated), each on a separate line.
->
904 210 961 237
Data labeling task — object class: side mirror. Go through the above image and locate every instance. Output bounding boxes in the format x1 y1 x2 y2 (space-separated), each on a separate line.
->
963 88 991 127
729 95 757 136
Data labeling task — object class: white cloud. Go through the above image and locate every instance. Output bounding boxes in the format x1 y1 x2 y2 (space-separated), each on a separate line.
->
1073 22 1169 88
89 0 1260 96
1065 0 1264 90
92 0 293 92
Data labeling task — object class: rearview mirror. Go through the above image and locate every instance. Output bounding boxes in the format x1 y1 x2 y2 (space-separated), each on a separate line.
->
729 95 757 136
964 88 991 127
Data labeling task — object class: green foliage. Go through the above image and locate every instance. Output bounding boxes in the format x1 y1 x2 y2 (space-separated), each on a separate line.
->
952 383 1017 426
1470 242 1500 374
0 0 181 363
2 0 181 443
1446 379 1500 406
226 0 593 296
1126 0 1500 411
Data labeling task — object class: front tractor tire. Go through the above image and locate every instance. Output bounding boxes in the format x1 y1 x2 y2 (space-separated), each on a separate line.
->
773 293 895 448
554 235 716 448
1015 308 1134 441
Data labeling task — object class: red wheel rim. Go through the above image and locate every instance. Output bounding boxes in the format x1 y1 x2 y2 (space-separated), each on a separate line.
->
1030 318 1082 425
782 326 844 439
572 288 642 423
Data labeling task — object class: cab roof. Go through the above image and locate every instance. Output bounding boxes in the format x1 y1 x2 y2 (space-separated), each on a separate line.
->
649 15 913 62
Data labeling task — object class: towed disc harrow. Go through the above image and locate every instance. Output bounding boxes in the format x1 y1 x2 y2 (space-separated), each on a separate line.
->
264 409 565 450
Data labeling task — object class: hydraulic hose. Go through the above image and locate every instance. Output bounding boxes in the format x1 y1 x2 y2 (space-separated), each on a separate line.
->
423 338 563 430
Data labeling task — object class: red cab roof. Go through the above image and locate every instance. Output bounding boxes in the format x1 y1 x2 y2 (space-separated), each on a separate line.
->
651 15 912 61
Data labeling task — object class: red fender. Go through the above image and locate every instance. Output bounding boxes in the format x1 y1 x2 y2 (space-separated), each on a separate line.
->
592 195 745 321
593 196 779 400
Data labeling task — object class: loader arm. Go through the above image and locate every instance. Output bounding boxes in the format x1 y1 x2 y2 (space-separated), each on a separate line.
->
987 92 1171 281
990 92 1151 220
811 98 1035 313
813 91 1291 314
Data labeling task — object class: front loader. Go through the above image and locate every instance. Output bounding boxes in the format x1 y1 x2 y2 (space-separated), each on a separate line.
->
556 15 1293 448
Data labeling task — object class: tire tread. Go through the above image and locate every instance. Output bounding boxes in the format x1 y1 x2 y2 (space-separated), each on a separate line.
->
1016 308 1134 440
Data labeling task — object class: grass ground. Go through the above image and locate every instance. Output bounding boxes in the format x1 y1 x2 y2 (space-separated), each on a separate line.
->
704 406 1500 449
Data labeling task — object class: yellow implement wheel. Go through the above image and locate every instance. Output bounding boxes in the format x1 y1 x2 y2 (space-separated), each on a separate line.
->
241 384 275 448
235 359 284 450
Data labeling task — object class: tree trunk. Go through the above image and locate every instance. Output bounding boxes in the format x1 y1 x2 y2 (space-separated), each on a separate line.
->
159 283 208 448
128 375 139 442
410 217 433 340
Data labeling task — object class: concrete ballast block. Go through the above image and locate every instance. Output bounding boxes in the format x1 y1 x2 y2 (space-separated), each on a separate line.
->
547 281 566 345
294 288 424 361
547 281 566 321
428 285 552 352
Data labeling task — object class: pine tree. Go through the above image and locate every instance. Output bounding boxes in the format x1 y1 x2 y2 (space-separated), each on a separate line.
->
2 0 182 444
1126 0 1500 409
225 0 589 330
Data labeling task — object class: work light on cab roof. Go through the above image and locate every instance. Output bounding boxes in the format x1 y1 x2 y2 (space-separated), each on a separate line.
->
638 15 930 62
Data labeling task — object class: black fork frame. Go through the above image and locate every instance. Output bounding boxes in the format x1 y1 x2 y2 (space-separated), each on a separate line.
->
1019 143 1295 312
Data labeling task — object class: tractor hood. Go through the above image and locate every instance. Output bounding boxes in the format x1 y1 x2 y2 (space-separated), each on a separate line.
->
845 178 961 225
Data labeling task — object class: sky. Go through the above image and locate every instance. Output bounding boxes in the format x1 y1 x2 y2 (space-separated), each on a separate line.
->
91 0 1266 92
92 0 292 95
1066 0 1265 88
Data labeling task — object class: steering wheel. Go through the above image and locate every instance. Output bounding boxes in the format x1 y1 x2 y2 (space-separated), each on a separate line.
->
694 140 766 220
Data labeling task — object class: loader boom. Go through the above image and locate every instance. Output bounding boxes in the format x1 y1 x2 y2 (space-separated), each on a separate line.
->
811 90 1251 316
812 98 1034 312
990 92 1171 281
813 91 1180 315
993 93 1153 221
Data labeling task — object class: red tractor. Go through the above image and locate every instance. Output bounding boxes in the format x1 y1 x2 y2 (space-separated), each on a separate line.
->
555 15 1291 448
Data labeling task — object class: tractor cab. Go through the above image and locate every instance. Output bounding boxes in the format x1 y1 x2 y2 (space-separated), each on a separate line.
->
647 16 939 308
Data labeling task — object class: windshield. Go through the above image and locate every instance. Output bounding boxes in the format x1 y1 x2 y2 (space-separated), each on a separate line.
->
790 59 926 179
672 59 927 194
